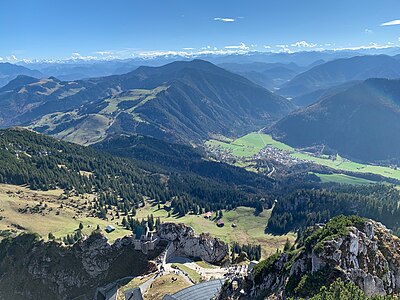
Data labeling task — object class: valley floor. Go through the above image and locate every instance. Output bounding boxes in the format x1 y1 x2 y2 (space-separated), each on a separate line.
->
206 132 400 182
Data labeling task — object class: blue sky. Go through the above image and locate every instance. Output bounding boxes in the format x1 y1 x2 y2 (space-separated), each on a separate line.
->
1 0 400 61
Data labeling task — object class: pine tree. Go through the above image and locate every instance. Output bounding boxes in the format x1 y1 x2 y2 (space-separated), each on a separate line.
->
283 239 292 252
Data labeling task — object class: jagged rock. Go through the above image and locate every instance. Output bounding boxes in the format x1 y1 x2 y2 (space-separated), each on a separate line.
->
0 233 162 300
158 222 229 264
312 221 400 296
158 222 194 241
220 217 400 299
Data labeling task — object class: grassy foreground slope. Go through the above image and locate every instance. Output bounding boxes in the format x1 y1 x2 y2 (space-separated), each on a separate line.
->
0 181 293 260
207 132 400 181
0 184 131 242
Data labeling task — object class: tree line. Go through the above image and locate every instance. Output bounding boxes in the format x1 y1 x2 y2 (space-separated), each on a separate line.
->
267 184 400 235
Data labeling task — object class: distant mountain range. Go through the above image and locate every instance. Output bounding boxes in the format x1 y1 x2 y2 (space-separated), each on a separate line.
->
292 81 360 107
269 78 400 163
0 63 44 88
12 47 399 83
5 54 400 163
279 55 400 97
0 60 294 145
20 60 141 81
219 62 303 90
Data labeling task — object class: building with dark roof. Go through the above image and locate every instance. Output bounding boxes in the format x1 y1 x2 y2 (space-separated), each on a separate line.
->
105 225 116 233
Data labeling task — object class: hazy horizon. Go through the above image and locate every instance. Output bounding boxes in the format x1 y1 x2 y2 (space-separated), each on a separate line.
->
2 0 400 62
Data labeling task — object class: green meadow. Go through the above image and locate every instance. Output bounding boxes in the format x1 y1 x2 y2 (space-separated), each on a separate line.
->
310 172 376 185
207 132 400 181
135 203 295 259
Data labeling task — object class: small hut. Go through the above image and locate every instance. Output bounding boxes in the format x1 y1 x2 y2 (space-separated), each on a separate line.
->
105 225 115 233
204 211 212 219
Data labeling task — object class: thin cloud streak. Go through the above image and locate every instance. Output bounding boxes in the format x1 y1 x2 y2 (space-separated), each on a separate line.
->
381 20 400 26
214 17 236 22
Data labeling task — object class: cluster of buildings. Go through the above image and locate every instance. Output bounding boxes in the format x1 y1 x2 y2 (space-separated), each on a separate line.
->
203 211 225 227
206 143 307 178
255 146 302 167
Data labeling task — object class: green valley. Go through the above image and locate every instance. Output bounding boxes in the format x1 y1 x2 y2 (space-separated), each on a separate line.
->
310 172 375 185
206 132 400 182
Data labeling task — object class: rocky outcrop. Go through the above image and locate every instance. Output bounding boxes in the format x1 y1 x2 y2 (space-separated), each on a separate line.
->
158 222 229 264
220 216 400 299
0 233 162 300
314 220 400 296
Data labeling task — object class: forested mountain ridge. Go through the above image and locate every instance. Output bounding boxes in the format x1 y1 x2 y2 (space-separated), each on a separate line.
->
93 133 276 190
267 184 400 236
279 55 400 97
0 60 295 145
0 128 274 217
0 62 44 88
219 62 301 90
31 60 294 145
269 78 400 163
0 75 97 128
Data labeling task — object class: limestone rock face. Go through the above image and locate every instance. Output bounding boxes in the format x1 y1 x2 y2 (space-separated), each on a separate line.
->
0 233 160 300
220 219 400 299
158 222 229 264
311 220 400 296
157 222 194 241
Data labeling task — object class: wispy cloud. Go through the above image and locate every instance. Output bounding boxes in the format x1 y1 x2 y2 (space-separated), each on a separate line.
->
381 20 400 26
291 40 316 48
70 52 98 60
333 42 394 51
95 51 114 55
214 17 236 22
6 55 18 61
276 44 292 53
136 43 253 59
224 42 249 50
182 47 194 50
364 28 373 34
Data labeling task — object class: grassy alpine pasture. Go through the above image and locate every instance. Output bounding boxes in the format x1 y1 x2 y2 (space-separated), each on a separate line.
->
0 184 131 242
207 132 400 181
0 183 295 258
311 172 375 185
135 202 296 259
31 86 168 146
207 132 266 157
206 132 293 157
